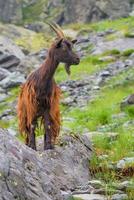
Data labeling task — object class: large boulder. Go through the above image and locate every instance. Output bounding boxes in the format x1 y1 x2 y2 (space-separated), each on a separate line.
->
0 0 22 23
0 36 25 72
0 129 92 200
64 0 131 23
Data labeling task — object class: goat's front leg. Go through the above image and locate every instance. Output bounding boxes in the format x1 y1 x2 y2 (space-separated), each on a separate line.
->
44 111 54 150
28 121 37 150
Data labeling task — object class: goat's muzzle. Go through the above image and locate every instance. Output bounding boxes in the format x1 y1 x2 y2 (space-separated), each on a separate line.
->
73 57 80 65
64 57 80 75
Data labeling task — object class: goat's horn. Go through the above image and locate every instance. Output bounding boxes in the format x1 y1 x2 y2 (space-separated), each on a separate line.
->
51 22 65 38
46 21 64 38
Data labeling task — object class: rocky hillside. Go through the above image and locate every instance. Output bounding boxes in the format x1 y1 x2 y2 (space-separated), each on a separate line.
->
1 0 134 25
0 15 134 200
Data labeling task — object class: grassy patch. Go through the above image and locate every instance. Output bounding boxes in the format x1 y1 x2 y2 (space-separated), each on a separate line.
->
124 31 134 38
55 55 111 83
62 81 134 132
67 16 134 34
122 49 134 57
103 49 121 56
15 32 51 52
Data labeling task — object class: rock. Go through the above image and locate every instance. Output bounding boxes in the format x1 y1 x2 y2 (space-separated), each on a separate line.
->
0 36 25 60
88 180 104 189
64 0 132 24
0 68 11 81
120 94 134 109
92 37 134 55
24 22 48 33
117 157 134 169
0 94 8 103
61 97 75 106
0 36 25 72
0 0 22 23
0 129 92 200
18 54 41 75
117 181 134 191
61 190 72 200
7 128 17 136
73 194 106 200
0 54 20 70
0 109 12 119
0 72 25 89
111 193 128 200
100 70 111 77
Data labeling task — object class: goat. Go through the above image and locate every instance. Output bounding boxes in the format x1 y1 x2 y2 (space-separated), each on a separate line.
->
17 22 80 150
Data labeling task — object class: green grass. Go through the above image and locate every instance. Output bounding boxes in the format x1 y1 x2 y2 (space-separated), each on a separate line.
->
122 49 134 57
62 82 134 132
55 55 111 82
103 49 121 56
15 32 51 52
67 16 134 34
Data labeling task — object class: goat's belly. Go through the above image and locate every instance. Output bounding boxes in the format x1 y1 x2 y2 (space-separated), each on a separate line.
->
36 98 50 116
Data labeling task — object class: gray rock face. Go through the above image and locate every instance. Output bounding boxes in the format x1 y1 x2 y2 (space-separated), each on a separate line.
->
1 0 133 25
111 193 128 200
0 0 22 23
0 36 25 61
0 68 11 81
64 0 132 23
0 129 92 200
0 72 25 89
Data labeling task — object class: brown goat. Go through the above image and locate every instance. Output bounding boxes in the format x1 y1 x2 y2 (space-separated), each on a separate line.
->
17 22 80 150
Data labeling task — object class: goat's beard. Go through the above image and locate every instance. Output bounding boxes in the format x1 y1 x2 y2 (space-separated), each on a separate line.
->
64 63 71 75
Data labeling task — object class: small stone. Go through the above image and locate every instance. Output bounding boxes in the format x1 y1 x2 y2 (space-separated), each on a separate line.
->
88 180 104 189
124 59 133 67
100 70 111 77
117 181 134 191
73 194 106 200
117 157 134 169
92 86 100 90
111 193 128 200
61 97 74 106
7 128 17 136
61 190 72 200
120 94 134 109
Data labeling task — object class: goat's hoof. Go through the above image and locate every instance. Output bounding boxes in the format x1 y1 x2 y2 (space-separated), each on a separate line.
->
44 144 54 150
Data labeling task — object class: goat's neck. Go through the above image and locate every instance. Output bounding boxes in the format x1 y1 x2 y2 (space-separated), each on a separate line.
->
41 56 59 82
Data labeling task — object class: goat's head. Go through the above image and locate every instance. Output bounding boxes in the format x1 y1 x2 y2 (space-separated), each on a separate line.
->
47 22 80 75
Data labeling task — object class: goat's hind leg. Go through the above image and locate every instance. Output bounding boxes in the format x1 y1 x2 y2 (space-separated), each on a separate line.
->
28 120 37 150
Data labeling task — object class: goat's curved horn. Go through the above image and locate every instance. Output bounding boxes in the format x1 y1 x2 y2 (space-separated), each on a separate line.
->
46 21 64 38
51 22 65 38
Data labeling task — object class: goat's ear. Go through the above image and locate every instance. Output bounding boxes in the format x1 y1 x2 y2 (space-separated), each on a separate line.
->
55 38 63 48
72 39 77 44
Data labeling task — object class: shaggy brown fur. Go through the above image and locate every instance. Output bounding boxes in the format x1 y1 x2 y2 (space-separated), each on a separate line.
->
17 24 80 150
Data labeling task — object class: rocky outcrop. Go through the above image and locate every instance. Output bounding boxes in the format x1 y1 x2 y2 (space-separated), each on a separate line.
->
0 0 133 25
0 0 22 23
0 129 92 200
60 0 132 23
